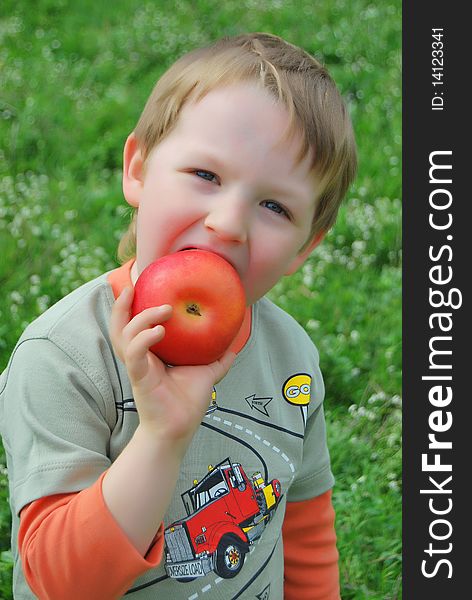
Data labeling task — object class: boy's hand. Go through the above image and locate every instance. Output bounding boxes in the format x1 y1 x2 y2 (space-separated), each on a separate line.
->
110 286 235 451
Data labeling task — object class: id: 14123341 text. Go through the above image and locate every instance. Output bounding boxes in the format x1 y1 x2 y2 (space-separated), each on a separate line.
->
432 28 444 111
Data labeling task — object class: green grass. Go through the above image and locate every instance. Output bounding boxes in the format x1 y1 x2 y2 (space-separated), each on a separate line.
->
0 1 401 597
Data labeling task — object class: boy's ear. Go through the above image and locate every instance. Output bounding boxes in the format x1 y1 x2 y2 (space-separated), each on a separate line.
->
285 230 325 275
122 133 145 208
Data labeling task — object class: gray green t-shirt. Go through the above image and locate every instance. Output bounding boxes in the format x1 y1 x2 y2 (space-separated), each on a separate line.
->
0 271 334 599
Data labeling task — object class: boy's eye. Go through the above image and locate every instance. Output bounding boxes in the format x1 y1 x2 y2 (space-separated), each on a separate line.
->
194 170 218 183
261 200 291 219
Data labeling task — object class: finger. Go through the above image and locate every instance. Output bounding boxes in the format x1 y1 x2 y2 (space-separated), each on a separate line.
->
112 286 134 323
124 325 166 383
122 304 172 344
208 350 237 384
110 287 134 358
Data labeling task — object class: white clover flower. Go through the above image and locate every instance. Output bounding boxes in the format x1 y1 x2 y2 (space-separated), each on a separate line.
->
351 240 366 254
10 291 24 304
303 274 314 286
37 296 50 313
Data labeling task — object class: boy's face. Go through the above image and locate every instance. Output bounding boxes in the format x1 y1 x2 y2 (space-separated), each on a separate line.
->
123 83 322 305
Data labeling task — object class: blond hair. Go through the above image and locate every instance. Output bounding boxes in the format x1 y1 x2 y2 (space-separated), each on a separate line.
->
118 32 357 262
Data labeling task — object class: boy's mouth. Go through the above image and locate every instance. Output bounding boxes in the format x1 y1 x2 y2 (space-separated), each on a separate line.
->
176 246 239 274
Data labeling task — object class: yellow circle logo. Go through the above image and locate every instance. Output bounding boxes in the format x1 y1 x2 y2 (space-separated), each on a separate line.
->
282 373 312 406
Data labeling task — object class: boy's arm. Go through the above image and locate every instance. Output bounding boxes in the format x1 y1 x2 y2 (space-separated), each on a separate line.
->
282 489 340 600
18 472 164 600
18 286 236 598
102 287 235 554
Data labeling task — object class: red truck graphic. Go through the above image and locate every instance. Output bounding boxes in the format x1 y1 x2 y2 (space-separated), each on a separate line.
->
164 458 281 580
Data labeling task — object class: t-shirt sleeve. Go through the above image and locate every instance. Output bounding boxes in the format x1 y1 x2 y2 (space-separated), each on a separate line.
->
19 471 163 600
1 336 113 514
287 397 335 501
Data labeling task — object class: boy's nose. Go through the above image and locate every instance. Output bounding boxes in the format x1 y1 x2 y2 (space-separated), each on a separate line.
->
204 200 249 244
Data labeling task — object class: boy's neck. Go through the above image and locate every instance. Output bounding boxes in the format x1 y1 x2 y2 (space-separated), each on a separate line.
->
229 306 252 354
130 260 139 285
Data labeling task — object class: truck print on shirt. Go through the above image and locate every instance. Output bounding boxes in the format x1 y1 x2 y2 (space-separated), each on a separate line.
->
164 458 282 582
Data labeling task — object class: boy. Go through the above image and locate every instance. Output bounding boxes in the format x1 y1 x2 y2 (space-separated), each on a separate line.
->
0 32 356 599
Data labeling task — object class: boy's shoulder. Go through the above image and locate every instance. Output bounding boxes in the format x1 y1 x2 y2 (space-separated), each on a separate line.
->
257 295 310 330
1 271 121 417
18 271 114 345
255 296 320 360
1 272 118 396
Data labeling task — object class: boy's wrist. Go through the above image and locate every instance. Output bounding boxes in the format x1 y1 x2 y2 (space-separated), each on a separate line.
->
133 422 190 462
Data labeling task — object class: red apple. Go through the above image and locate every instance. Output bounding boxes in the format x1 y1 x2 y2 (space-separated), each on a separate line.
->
131 250 246 365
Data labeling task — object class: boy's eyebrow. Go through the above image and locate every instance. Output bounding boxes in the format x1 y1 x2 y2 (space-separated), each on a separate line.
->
184 149 226 172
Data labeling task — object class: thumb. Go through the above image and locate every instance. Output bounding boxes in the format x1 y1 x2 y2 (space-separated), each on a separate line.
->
209 350 237 384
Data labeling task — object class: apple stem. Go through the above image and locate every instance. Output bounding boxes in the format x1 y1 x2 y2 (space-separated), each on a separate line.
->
186 303 202 316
